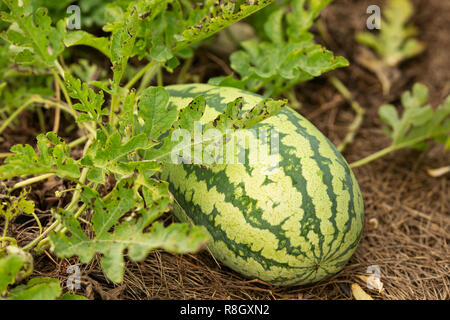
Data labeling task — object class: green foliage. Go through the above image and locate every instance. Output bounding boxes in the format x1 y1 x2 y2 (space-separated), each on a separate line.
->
211 0 348 97
65 73 108 125
0 0 66 69
32 0 113 28
64 31 111 59
356 0 425 67
0 246 86 300
0 0 350 291
379 83 450 150
99 0 275 69
354 0 425 96
136 87 178 140
0 132 81 180
50 180 209 283
0 190 35 221
143 91 287 164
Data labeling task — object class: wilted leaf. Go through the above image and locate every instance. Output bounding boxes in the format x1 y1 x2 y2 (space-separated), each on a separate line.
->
351 283 374 300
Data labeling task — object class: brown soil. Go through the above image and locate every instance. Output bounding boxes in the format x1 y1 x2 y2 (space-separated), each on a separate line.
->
1 0 449 300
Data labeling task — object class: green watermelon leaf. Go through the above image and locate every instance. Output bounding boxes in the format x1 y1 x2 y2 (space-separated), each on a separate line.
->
175 0 275 52
65 73 108 127
136 87 177 140
379 83 450 148
173 95 206 132
6 277 62 300
64 31 111 59
0 133 81 180
214 0 348 97
0 0 65 68
50 180 209 283
110 7 139 91
351 83 450 168
146 93 286 164
234 99 287 129
356 0 425 67
355 0 425 95
0 254 24 293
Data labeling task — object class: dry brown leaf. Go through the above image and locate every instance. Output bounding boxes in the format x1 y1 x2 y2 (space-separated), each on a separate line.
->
367 218 379 229
427 166 450 178
351 283 374 300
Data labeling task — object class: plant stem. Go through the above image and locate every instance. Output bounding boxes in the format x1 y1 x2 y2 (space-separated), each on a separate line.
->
2 219 9 238
29 210 43 235
0 237 17 247
0 98 36 136
53 74 61 133
349 134 438 168
316 18 333 47
54 61 66 79
37 97 95 136
0 95 95 136
0 153 13 159
157 67 163 87
328 76 366 152
349 145 397 168
52 70 73 109
22 219 59 251
125 60 159 90
65 167 89 213
136 64 160 97
284 88 302 110
176 57 194 84
37 98 75 117
36 107 46 133
11 173 56 191
68 136 89 148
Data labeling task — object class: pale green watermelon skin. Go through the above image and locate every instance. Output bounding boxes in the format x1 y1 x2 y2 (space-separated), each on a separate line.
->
161 84 364 286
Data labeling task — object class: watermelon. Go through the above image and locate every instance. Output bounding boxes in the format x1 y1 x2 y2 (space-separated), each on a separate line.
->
160 84 364 286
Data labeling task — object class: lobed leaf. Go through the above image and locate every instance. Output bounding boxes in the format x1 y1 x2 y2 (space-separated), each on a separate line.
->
356 0 425 67
50 180 209 283
0 133 81 180
215 0 348 97
0 0 65 67
379 83 450 150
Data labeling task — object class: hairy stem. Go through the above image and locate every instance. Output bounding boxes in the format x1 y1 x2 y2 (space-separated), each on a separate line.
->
0 95 95 136
137 64 160 96
349 145 397 168
0 98 36 136
53 74 61 133
0 237 18 247
11 173 56 191
126 60 159 90
22 161 91 251
349 134 438 168
176 57 194 84
328 76 366 152
284 88 302 110
52 69 73 109
157 67 164 87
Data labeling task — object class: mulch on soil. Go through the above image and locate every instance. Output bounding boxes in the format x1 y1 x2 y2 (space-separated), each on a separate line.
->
1 0 449 300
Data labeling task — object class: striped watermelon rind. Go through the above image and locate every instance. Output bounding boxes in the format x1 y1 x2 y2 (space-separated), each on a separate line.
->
160 84 364 286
